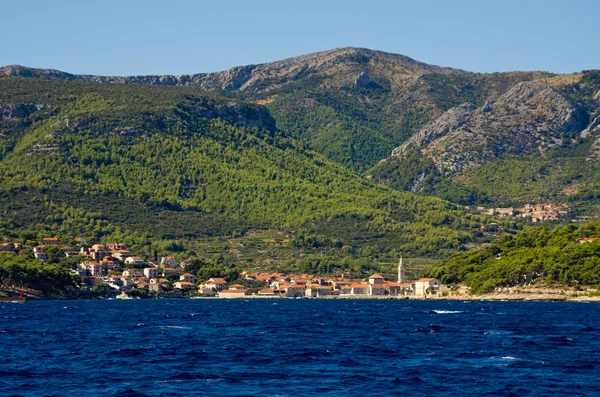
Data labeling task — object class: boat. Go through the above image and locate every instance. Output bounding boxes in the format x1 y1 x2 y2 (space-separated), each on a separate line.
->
0 291 26 304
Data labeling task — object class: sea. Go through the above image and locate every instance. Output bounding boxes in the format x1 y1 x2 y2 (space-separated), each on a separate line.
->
1 299 599 397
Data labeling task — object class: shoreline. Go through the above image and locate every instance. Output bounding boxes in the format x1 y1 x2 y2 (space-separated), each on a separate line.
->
4 285 600 303
6 294 600 303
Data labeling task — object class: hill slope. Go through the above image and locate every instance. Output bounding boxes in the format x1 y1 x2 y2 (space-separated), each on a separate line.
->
0 76 493 262
426 220 600 293
372 71 600 206
1 48 552 172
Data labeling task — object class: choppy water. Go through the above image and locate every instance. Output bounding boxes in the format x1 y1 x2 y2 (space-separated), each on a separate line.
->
1 299 599 396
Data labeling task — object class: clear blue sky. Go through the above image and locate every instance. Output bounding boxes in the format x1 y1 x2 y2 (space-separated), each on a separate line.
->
1 0 598 76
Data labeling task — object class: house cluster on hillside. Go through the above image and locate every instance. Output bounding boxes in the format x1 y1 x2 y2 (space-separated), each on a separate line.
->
473 203 569 222
3 237 445 298
75 249 195 294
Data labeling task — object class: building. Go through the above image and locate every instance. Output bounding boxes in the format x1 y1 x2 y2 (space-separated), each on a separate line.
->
368 273 385 284
258 288 277 296
350 283 369 295
369 284 387 296
285 284 306 298
33 246 47 262
412 278 442 295
174 281 196 290
107 243 127 252
89 244 107 261
125 256 145 266
202 277 228 291
79 261 103 276
197 286 214 295
162 267 182 276
63 248 80 258
180 273 197 284
160 256 177 267
111 250 132 261
387 282 402 295
0 243 14 251
305 286 333 297
219 289 250 298
144 267 160 279
42 237 60 245
102 256 121 270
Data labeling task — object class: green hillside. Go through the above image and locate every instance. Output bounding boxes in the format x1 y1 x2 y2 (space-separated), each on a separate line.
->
0 77 496 267
426 221 600 293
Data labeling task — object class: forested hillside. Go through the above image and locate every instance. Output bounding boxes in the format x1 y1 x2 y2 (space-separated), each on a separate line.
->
0 77 496 268
426 221 600 293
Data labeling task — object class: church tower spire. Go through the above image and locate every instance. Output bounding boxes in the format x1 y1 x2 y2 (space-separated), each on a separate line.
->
398 256 405 283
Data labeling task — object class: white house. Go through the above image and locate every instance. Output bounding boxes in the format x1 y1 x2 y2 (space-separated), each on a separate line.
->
202 277 228 291
143 267 159 279
412 278 442 295
125 256 145 266
174 281 196 290
180 273 197 284
33 247 47 262
79 261 103 276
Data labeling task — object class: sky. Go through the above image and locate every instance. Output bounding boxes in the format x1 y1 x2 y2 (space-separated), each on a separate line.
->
1 0 598 76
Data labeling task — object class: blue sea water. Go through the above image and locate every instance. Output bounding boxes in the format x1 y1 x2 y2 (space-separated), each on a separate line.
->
1 299 599 397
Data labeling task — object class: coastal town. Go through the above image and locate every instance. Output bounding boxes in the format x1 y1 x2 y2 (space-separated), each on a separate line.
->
0 237 445 299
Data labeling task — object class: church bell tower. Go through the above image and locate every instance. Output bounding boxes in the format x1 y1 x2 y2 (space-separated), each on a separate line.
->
398 256 406 283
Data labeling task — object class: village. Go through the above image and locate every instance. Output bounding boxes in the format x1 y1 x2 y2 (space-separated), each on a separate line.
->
0 237 445 299
471 203 569 223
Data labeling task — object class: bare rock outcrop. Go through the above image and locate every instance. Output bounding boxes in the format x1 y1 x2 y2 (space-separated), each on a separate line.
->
0 103 47 120
391 81 587 174
355 72 371 88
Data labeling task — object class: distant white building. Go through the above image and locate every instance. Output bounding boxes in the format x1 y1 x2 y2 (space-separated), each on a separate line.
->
79 261 103 276
125 256 145 266
412 278 442 295
202 278 228 291
143 267 159 279
33 246 47 262
180 273 197 284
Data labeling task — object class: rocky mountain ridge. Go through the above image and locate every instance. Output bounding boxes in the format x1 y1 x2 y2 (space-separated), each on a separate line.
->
0 47 463 94
391 80 593 174
1 47 556 172
4 48 600 207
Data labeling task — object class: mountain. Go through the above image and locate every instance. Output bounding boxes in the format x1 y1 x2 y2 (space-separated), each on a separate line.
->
372 71 600 206
0 76 495 270
1 48 551 172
